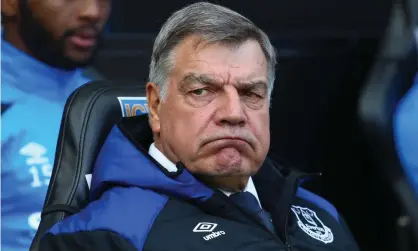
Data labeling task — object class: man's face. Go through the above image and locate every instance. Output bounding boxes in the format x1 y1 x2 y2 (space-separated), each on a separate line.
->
147 37 271 191
18 0 111 69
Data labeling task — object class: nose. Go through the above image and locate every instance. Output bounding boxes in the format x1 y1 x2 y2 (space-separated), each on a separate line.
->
215 87 247 127
80 0 101 21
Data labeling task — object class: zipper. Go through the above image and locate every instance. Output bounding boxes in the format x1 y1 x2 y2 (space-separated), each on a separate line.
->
284 212 292 251
221 193 289 248
284 172 322 251
281 172 321 251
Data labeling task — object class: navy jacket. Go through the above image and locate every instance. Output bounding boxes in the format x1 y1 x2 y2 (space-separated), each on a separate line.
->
40 116 359 251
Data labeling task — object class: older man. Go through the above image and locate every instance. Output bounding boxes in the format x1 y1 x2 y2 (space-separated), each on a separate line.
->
39 2 359 251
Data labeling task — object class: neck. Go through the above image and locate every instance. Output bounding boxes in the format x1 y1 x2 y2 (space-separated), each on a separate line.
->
153 140 180 166
197 175 250 192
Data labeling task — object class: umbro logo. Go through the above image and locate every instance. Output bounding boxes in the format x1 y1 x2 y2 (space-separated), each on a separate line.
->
193 222 226 241
193 222 218 232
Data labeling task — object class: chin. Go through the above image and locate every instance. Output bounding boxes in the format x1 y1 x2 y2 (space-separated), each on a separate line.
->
65 50 95 66
206 162 257 177
212 165 245 175
186 156 259 177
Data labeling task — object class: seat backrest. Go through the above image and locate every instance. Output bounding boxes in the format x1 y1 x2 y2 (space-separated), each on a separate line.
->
358 1 418 249
30 81 148 251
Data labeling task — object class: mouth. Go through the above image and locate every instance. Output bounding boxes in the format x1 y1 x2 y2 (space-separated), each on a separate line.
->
69 31 98 49
204 137 253 151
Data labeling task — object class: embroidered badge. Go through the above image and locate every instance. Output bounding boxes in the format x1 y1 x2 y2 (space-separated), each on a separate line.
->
291 206 334 244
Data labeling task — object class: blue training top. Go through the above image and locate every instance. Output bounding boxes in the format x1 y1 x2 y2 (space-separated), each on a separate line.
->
1 35 91 251
394 72 418 195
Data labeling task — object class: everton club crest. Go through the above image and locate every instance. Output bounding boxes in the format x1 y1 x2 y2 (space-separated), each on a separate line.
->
291 206 334 244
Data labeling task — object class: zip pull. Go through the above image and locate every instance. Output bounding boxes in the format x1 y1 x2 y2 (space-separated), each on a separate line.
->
285 243 292 251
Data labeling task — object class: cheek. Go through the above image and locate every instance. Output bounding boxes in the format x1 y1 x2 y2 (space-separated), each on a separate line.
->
172 111 210 138
160 104 193 138
164 107 213 149
30 4 65 35
250 112 270 147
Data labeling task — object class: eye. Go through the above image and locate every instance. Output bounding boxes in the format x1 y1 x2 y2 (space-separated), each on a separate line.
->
185 87 216 108
243 91 263 99
191 88 210 96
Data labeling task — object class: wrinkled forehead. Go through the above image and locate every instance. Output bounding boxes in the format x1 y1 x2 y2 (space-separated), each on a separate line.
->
179 72 269 93
172 36 269 84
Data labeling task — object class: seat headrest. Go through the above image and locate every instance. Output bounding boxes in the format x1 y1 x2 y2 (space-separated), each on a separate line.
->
358 5 418 240
48 80 148 210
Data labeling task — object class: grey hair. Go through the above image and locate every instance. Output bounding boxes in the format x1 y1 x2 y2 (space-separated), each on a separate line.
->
149 2 277 101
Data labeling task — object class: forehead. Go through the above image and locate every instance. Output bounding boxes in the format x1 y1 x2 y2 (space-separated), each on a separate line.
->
27 0 75 23
28 0 98 18
29 0 71 12
172 36 268 83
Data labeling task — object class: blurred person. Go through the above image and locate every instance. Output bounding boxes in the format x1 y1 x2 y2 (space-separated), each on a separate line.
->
39 2 359 251
1 0 111 250
394 73 418 193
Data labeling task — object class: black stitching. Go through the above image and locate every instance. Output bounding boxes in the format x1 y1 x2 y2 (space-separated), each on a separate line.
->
43 87 81 219
65 87 112 219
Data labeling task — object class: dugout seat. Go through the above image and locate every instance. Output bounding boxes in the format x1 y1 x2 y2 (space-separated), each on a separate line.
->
29 81 149 251
358 0 418 249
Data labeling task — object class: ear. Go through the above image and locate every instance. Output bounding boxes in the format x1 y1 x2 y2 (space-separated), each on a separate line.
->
2 0 19 19
146 82 161 134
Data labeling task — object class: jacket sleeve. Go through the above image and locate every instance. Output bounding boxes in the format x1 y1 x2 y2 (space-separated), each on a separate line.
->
40 230 138 251
38 187 167 251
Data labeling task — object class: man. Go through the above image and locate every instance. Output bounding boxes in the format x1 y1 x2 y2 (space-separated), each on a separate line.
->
1 0 111 250
39 2 359 250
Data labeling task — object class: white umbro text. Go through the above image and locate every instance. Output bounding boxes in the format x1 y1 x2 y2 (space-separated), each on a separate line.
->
203 231 226 241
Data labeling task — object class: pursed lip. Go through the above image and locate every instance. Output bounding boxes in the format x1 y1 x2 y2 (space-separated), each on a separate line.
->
203 136 254 150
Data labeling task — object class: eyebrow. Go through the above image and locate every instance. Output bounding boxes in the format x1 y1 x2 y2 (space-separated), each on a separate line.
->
180 73 268 91
236 80 268 92
181 73 219 86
